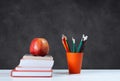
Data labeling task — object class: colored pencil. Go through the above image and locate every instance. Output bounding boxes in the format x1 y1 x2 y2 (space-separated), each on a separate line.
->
72 37 76 52
80 34 88 52
77 39 83 52
62 34 70 52
77 34 88 52
62 34 88 53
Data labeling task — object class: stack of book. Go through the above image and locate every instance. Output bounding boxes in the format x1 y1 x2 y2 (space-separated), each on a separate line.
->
11 54 54 78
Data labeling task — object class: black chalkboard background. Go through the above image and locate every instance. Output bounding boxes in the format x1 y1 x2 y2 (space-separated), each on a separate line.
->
0 0 120 69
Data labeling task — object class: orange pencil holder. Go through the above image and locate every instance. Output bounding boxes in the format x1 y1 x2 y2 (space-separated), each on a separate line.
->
66 52 83 74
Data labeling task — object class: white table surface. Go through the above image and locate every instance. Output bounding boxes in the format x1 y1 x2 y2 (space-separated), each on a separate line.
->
0 69 120 81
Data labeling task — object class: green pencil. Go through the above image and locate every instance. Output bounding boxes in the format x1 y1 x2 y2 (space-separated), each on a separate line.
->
77 39 83 52
77 34 88 52
72 37 76 52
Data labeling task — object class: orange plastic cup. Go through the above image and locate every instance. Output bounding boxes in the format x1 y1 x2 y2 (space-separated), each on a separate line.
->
66 52 83 74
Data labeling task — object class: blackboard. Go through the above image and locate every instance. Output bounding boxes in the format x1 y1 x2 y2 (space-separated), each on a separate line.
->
0 0 120 69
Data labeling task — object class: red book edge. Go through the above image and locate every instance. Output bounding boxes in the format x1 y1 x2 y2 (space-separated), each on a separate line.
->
16 66 51 68
10 69 52 78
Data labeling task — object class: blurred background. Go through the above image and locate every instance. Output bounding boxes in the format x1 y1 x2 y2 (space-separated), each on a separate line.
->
0 0 120 69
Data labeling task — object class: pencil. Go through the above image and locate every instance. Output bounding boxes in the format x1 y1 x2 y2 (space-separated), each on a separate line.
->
62 34 70 52
77 38 83 52
66 37 71 52
72 37 76 52
65 35 71 52
82 34 88 41
77 34 88 52
79 41 86 52
80 34 88 52
62 35 67 51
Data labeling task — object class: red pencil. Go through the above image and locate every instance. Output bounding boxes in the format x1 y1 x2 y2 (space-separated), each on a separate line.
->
62 34 70 52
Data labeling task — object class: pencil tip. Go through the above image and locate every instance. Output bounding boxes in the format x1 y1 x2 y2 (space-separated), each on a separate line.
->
72 37 74 40
62 34 64 39
82 34 88 41
72 37 75 43
62 34 67 40
62 34 64 37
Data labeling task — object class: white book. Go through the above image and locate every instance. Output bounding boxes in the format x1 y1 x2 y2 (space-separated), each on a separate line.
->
23 54 53 60
11 70 52 77
19 59 54 67
15 66 51 71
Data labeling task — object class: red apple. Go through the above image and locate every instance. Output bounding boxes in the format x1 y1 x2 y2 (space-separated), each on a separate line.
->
29 38 49 56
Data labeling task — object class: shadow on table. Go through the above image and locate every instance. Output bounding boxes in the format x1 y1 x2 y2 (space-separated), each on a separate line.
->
53 71 69 77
